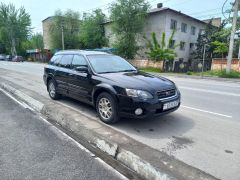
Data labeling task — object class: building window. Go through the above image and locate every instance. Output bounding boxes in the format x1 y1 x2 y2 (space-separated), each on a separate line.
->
190 43 194 49
191 26 196 35
181 23 187 33
170 19 177 30
199 29 205 35
169 40 175 49
180 41 185 50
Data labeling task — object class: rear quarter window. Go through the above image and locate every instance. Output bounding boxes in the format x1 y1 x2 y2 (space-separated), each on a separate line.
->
49 55 62 66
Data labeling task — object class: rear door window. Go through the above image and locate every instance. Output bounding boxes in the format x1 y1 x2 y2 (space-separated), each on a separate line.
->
59 55 73 68
71 55 87 69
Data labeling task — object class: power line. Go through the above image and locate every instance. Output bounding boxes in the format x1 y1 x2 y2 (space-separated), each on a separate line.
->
222 0 229 19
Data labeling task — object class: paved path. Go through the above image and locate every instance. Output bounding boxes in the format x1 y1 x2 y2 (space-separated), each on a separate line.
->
0 90 126 180
0 61 240 180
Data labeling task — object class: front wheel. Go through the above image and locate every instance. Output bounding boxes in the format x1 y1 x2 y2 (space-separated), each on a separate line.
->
48 79 61 100
96 92 119 124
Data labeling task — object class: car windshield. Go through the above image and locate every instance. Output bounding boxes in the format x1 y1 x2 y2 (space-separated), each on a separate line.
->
87 55 136 74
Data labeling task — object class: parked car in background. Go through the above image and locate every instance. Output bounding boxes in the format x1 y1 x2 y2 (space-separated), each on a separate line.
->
43 50 181 124
5 55 13 61
0 54 6 61
12 56 24 62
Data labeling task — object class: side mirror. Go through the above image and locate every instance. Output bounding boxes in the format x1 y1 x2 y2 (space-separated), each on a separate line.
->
75 66 88 73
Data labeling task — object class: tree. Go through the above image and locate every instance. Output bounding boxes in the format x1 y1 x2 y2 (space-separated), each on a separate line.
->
50 9 81 49
110 0 149 59
80 9 108 49
211 41 228 70
146 31 177 71
29 33 43 49
190 20 229 62
0 3 31 55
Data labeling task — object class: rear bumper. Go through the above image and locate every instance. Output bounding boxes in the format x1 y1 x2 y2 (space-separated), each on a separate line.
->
118 92 181 119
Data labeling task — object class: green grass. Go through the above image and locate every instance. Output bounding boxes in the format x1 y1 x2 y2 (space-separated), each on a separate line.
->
141 67 240 79
139 67 162 73
186 70 240 78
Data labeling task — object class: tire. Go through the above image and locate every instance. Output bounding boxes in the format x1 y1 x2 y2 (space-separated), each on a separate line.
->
96 92 119 124
48 79 61 100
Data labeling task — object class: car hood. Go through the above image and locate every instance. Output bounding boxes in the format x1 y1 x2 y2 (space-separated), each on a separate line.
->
98 71 175 92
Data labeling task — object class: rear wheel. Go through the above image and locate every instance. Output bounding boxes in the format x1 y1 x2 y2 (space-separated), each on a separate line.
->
96 92 119 124
48 79 61 100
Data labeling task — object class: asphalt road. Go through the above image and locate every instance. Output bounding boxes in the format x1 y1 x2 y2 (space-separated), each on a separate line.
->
0 61 240 180
0 90 126 180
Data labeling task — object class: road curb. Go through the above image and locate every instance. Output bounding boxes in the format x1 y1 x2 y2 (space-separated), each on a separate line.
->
0 82 44 112
0 82 176 180
152 73 240 83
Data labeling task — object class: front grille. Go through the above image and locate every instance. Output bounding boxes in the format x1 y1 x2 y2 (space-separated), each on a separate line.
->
157 88 176 99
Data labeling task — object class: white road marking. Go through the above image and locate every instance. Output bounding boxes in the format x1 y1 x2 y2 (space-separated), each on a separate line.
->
179 86 240 97
0 88 128 180
182 105 232 118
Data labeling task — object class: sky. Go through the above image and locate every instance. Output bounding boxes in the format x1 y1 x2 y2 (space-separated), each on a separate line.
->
1 0 234 33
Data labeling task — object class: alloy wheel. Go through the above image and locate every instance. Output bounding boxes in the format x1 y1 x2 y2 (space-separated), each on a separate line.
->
98 97 112 120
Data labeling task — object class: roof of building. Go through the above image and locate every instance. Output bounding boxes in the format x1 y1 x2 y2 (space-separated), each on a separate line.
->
103 7 213 25
42 16 54 22
149 7 208 25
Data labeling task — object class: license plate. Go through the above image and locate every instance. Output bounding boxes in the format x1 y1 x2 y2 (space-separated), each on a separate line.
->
163 100 179 110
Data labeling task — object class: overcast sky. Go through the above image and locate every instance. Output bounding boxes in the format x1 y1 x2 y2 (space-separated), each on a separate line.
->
1 0 234 33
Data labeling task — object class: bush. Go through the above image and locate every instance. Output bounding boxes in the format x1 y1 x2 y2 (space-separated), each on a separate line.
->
139 67 161 73
186 71 193 75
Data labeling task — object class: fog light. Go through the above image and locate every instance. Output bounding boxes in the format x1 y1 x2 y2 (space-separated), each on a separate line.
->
135 108 143 115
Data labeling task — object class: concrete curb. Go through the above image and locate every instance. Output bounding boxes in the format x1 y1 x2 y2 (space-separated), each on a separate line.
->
0 82 44 112
0 82 175 180
152 73 240 83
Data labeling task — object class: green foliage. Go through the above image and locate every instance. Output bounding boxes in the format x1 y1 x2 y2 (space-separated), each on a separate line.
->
50 9 81 49
146 31 177 61
139 67 162 73
80 9 108 49
211 41 228 55
191 20 229 61
29 33 44 49
0 3 31 55
110 0 150 59
188 70 240 78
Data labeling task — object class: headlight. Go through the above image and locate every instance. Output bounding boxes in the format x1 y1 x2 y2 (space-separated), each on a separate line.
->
126 89 153 99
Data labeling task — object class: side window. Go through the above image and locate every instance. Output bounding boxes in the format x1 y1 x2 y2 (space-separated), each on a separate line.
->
169 40 175 49
180 41 186 51
49 55 62 65
170 19 177 30
59 55 73 68
191 26 196 35
71 55 87 69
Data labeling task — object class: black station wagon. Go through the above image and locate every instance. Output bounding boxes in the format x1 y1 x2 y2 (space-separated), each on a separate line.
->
43 50 181 124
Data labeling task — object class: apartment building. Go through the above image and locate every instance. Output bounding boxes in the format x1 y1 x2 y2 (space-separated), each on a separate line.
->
104 5 220 62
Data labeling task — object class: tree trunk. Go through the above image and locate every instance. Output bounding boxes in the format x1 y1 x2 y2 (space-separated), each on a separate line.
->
11 38 17 56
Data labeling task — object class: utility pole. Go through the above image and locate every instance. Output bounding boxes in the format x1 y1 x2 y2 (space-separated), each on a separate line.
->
226 0 239 74
61 20 65 50
201 44 209 78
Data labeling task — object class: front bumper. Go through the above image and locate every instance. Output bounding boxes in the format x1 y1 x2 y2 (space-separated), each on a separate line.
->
118 92 181 119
